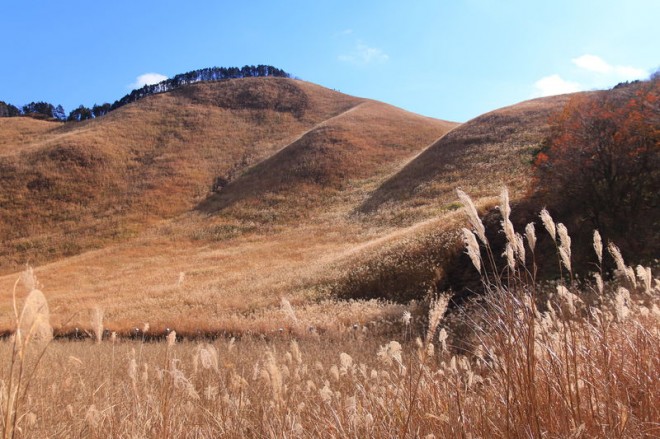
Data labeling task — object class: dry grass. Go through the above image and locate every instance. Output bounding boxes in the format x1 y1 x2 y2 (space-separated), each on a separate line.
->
2 78 455 273
0 213 452 334
1 192 658 438
0 77 458 332
358 94 579 225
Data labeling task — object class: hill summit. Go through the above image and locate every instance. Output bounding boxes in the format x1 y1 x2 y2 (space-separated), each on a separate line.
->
0 76 454 273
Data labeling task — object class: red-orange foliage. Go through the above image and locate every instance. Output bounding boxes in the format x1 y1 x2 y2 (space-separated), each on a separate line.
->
535 77 659 241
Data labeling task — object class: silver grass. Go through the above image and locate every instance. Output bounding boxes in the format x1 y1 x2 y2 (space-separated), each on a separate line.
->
557 223 571 259
557 285 580 316
456 188 488 245
608 243 626 273
559 247 572 273
90 307 104 344
503 243 516 271
525 222 537 252
540 209 556 242
515 232 526 264
462 228 481 273
636 265 652 295
426 295 450 342
499 187 511 221
499 187 516 245
593 230 603 264
20 266 39 292
614 287 630 321
594 273 604 295
18 289 52 345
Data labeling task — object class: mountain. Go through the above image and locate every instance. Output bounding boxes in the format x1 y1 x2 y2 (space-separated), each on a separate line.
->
357 94 573 224
0 78 453 272
0 76 577 333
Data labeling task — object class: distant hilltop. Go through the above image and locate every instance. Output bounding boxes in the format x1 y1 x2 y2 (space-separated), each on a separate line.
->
109 65 291 111
0 64 291 122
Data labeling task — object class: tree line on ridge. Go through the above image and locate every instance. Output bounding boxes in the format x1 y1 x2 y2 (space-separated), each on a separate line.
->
0 65 290 122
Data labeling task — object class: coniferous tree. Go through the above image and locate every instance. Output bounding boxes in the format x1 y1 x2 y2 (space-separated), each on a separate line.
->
67 105 93 121
92 103 111 118
0 101 21 117
22 101 55 119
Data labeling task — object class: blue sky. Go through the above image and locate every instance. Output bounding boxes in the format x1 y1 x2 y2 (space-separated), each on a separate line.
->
1 0 657 122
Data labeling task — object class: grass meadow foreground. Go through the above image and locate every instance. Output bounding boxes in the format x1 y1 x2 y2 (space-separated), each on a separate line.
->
1 190 659 438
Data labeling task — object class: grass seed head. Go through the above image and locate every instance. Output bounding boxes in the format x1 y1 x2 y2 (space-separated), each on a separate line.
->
426 295 450 342
593 230 603 264
525 222 536 252
18 288 52 344
456 188 488 245
462 228 482 274
557 223 571 259
90 307 104 344
540 208 556 242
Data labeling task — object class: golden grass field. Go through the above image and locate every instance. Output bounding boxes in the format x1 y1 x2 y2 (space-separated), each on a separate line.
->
0 77 566 335
1 192 658 438
1 77 657 437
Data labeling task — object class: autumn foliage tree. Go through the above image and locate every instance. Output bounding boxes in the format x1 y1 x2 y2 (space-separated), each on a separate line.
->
535 76 659 253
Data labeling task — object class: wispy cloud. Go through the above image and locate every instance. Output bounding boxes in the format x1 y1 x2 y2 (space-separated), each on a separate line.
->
572 54 647 80
532 55 648 97
533 74 581 97
338 42 389 65
129 73 168 89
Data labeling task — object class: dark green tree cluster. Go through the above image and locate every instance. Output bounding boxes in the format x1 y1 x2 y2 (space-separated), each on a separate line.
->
110 64 290 110
0 101 21 117
67 103 112 121
2 65 292 122
0 101 66 120
67 105 93 121
22 101 57 119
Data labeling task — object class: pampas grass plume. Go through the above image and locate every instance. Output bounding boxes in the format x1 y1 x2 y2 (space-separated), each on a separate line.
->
91 307 104 344
462 228 482 274
426 295 449 342
525 222 536 252
19 288 53 344
636 265 652 295
456 189 488 245
557 223 571 258
593 230 603 265
540 209 556 242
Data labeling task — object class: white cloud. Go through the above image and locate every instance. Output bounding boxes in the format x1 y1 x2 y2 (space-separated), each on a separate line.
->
339 42 389 65
572 54 648 81
572 54 612 73
532 55 649 98
129 73 168 89
533 74 582 97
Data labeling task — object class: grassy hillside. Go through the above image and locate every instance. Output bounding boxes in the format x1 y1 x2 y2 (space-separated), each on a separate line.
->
357 94 574 224
0 81 581 333
2 194 657 438
4 75 652 339
0 78 454 273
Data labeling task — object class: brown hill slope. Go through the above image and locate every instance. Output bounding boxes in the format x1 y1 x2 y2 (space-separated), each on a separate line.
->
357 94 574 224
0 90 577 333
197 101 456 221
0 78 454 273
